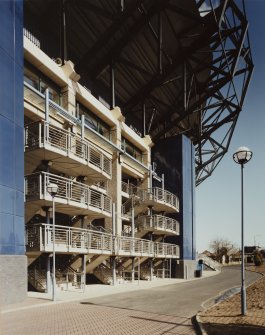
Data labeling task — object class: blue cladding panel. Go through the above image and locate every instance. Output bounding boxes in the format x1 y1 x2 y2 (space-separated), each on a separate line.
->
0 48 15 120
15 63 24 127
0 213 15 246
15 215 25 247
0 185 15 214
0 0 24 255
182 136 196 260
0 116 15 188
15 126 24 191
0 1 14 59
152 135 196 261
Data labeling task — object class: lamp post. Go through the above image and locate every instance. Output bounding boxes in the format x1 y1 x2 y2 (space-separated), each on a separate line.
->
233 146 252 315
47 183 58 301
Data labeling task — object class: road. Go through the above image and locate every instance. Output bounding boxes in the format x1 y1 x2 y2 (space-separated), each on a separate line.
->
83 266 260 317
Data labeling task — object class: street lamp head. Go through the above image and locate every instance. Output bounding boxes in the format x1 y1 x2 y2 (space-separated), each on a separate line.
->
47 183 58 197
233 146 253 165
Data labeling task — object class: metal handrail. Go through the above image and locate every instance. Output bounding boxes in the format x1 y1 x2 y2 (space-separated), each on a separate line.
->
26 223 113 253
26 223 179 258
24 81 78 124
139 187 179 211
24 121 112 178
154 242 180 257
137 215 180 234
116 236 154 255
198 254 222 271
121 181 138 195
24 172 112 213
154 269 170 279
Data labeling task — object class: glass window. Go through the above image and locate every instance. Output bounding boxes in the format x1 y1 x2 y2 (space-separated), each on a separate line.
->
24 65 61 105
24 67 39 90
121 137 143 163
78 102 111 140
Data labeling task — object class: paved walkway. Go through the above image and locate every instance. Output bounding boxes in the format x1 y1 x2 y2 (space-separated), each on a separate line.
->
1 275 219 335
1 269 261 335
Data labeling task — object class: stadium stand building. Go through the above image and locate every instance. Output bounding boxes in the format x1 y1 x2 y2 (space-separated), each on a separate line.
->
0 0 253 304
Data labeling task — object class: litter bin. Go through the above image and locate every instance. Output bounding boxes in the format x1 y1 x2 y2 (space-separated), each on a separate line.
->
195 269 202 278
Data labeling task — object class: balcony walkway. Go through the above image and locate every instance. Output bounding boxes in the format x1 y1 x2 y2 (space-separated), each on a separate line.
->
26 223 179 259
136 215 180 236
24 120 112 180
25 172 112 222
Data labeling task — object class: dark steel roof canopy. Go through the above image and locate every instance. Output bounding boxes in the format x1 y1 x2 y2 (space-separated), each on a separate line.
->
24 0 253 185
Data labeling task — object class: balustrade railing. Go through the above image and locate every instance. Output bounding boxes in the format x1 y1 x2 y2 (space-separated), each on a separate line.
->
26 223 179 258
154 242 179 257
24 81 78 124
137 215 180 234
121 181 137 195
26 224 113 253
24 172 112 214
139 187 179 211
116 236 154 255
198 254 222 271
24 121 112 178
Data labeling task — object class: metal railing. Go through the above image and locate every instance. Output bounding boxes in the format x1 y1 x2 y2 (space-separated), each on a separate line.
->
28 268 46 292
24 172 112 214
137 215 180 234
93 264 113 285
139 187 179 211
26 224 113 253
154 242 179 258
24 81 78 124
154 269 170 279
121 181 137 195
198 254 222 271
24 121 112 178
24 28 40 48
91 180 108 192
26 223 179 258
116 236 154 255
87 223 112 234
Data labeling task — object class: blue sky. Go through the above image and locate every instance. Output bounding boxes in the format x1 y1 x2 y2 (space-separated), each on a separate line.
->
196 0 265 252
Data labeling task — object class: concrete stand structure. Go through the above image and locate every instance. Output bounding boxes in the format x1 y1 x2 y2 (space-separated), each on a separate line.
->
0 0 253 303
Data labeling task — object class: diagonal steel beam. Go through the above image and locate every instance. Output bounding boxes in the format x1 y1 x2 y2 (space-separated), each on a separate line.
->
90 0 170 79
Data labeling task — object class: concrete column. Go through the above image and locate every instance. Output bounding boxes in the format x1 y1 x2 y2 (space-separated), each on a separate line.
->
82 254 86 292
150 259 153 281
111 256 116 285
105 123 122 235
61 61 80 117
131 257 135 282
46 256 51 294
61 82 76 116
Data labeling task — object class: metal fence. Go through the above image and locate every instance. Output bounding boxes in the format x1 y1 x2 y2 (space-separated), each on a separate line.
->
137 215 180 234
24 121 112 178
24 172 112 213
140 187 179 211
26 223 179 258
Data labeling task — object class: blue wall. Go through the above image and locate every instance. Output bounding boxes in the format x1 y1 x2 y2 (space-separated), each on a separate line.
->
152 135 196 260
0 0 24 255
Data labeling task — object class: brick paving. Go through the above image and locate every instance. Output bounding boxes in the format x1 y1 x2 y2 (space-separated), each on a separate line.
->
1 301 196 335
3 267 263 335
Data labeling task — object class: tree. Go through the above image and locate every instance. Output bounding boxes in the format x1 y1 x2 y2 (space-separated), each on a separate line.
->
209 238 235 263
253 250 263 266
